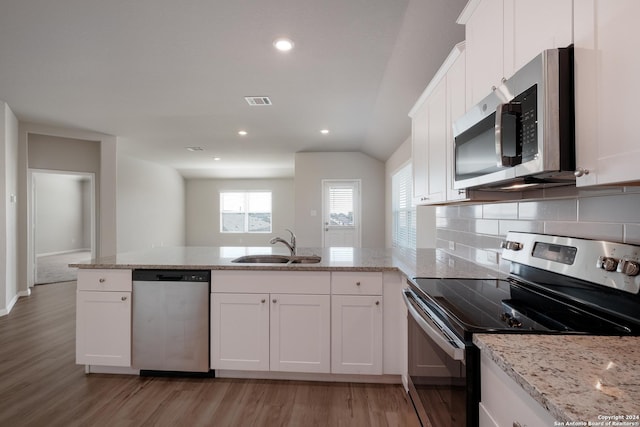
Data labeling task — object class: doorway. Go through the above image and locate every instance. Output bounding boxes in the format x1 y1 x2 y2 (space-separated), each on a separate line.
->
321 179 361 248
31 171 96 284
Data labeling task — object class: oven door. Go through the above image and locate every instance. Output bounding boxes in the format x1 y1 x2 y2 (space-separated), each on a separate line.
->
403 288 473 427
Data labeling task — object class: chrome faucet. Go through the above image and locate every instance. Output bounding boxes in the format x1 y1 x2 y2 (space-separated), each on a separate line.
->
269 229 296 255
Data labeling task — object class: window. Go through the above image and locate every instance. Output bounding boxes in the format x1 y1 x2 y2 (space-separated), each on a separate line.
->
392 163 416 248
220 191 272 233
328 186 355 226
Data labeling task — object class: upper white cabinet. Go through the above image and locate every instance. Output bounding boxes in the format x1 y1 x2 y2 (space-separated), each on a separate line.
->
459 0 573 107
411 43 466 205
574 0 640 187
76 269 132 367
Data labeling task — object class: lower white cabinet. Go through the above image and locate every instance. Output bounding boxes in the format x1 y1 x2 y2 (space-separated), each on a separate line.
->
479 353 555 427
210 292 330 373
76 269 132 367
331 295 382 374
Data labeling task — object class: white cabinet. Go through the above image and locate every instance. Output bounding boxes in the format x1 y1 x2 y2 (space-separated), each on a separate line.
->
210 293 270 371
574 0 640 186
331 272 383 375
210 271 331 374
460 0 573 107
270 293 330 373
479 353 555 427
76 269 132 367
411 43 466 205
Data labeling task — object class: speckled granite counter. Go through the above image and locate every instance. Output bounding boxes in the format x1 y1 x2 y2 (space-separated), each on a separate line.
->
474 334 640 424
69 246 502 279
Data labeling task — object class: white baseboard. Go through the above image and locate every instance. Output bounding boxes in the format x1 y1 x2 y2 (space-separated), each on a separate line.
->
37 248 91 258
0 293 20 317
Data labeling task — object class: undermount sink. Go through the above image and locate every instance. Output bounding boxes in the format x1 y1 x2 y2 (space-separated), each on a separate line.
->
231 255 321 264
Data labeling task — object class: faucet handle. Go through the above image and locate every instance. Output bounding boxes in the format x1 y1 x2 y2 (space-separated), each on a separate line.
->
285 228 296 254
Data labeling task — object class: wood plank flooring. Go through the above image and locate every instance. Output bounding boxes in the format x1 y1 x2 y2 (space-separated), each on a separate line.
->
0 282 420 427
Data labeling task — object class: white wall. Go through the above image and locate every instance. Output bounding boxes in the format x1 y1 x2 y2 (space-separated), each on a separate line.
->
186 178 294 246
34 174 89 255
0 101 19 316
294 152 385 248
18 123 118 291
117 155 186 252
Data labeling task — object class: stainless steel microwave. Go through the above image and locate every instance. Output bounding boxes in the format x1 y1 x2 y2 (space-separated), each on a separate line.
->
453 46 575 191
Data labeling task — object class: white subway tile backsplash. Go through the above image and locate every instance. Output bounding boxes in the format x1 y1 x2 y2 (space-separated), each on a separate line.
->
578 194 640 223
435 192 639 270
543 221 624 241
482 203 518 219
518 199 577 221
499 220 544 235
624 224 640 244
474 219 500 235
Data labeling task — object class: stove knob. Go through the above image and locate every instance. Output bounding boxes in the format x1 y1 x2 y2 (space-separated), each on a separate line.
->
501 241 523 251
617 260 640 276
597 256 619 272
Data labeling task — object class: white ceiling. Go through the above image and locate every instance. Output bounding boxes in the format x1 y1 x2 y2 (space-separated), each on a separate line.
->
0 0 466 178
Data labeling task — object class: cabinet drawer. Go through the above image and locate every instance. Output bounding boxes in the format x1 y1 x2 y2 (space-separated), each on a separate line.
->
331 272 382 295
77 269 132 292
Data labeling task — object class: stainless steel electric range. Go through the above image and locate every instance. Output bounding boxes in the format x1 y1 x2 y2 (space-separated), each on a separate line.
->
403 232 640 427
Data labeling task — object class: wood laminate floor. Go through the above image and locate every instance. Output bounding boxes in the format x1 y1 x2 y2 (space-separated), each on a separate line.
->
0 282 420 427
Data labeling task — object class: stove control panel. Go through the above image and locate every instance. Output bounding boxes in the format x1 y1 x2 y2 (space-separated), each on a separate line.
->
502 232 640 294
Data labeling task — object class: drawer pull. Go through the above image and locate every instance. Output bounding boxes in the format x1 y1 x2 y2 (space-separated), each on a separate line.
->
99 278 106 283
375 301 380 306
272 299 277 304
261 299 266 303
356 282 361 286
121 296 127 301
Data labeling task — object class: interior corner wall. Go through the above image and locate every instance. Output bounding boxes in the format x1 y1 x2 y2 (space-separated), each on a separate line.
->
1 101 19 316
117 154 186 253
294 152 385 248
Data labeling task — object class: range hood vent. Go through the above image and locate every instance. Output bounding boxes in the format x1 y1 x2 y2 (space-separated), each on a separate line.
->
244 96 272 106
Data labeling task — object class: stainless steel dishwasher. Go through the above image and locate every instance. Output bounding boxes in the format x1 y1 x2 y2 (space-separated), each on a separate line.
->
132 270 210 374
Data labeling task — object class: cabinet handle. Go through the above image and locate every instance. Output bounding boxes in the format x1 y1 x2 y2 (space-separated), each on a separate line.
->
574 167 590 177
375 301 380 306
272 299 277 303
356 282 361 286
513 422 523 427
261 299 266 303
98 278 105 283
121 296 127 301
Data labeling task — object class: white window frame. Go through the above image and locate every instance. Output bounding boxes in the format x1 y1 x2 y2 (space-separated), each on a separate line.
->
391 163 416 249
220 191 272 233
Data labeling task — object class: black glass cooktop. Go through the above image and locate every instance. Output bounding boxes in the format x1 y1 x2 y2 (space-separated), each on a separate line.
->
409 276 637 341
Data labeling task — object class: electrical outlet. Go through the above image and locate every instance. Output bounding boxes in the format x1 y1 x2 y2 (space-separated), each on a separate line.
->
486 251 499 264
449 241 456 251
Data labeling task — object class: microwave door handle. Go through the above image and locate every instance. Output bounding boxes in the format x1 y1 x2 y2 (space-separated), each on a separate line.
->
495 102 522 167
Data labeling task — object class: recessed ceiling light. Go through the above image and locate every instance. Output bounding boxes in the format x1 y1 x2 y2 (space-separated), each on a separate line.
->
320 129 330 135
213 157 221 161
186 147 204 152
238 130 248 136
273 38 294 52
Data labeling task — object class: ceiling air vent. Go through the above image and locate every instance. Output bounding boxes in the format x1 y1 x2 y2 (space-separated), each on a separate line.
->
244 96 272 106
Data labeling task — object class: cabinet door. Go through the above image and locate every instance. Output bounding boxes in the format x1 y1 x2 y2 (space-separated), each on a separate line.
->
503 0 573 77
210 293 270 371
331 295 382 375
464 0 504 107
446 46 468 201
270 294 330 373
412 100 429 204
76 291 131 366
426 77 448 203
574 0 640 186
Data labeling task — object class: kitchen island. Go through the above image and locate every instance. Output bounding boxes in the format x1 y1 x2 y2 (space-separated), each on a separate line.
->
72 246 498 381
474 334 640 426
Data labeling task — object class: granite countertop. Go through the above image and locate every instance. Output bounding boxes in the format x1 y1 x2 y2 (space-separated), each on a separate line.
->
474 334 640 424
69 246 502 279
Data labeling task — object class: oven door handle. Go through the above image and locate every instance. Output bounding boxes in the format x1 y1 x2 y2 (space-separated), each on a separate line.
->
403 290 466 361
